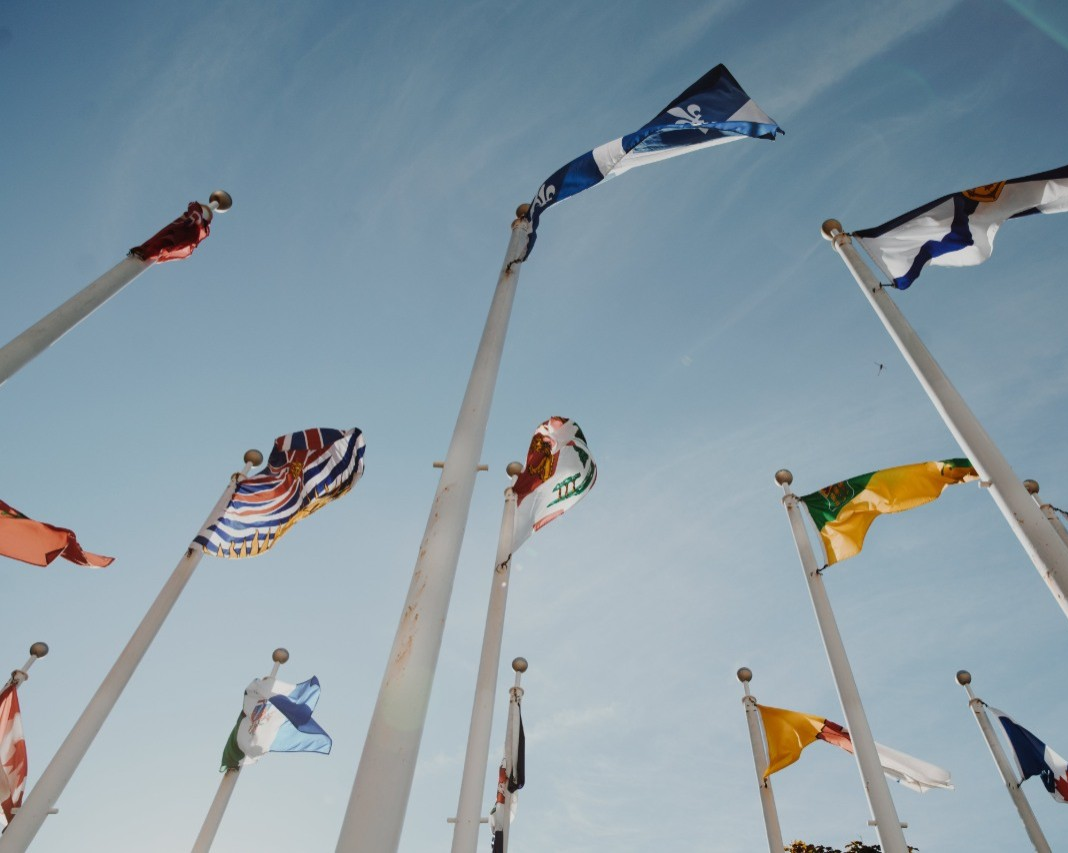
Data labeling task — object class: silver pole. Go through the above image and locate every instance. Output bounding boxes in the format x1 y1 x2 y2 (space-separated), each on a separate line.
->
337 210 531 853
1023 480 1068 554
776 469 909 853
6 643 49 689
451 463 522 853
190 647 289 853
0 191 231 389
736 668 784 853
823 220 1068 620
501 658 526 853
955 671 1051 853
0 449 262 852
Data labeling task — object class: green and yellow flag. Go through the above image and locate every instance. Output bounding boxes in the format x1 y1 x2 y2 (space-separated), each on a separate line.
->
800 459 978 565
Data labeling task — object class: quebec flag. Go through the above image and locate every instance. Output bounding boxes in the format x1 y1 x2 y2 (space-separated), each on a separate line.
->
854 164 1068 289
991 707 1068 803
523 64 782 259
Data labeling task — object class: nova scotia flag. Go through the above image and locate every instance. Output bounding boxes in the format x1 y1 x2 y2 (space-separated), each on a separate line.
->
991 707 1068 803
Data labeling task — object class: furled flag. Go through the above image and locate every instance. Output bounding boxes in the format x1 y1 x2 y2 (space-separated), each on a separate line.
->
854 164 1068 289
488 763 516 853
195 427 365 558
522 64 782 258
489 703 525 852
0 499 113 568
130 201 214 263
220 676 331 771
990 707 1068 802
511 417 596 552
0 683 27 827
757 704 952 792
800 459 978 566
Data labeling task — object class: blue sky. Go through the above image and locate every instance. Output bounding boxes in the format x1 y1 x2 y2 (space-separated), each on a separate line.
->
3 0 1068 850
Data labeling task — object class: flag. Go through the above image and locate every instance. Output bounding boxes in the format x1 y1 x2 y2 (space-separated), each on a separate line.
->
195 427 365 558
522 64 782 258
488 705 525 853
800 459 978 565
0 683 27 827
854 164 1068 289
757 704 952 792
507 704 525 794
511 417 596 551
220 676 331 770
130 201 213 263
990 707 1068 802
0 499 113 568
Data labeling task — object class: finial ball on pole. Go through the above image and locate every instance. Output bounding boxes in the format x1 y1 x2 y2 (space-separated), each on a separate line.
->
209 190 233 213
515 203 531 219
272 648 290 664
737 667 753 683
29 643 49 659
511 657 528 673
1023 479 1040 495
244 449 264 466
821 219 843 241
955 670 972 685
506 461 524 478
774 469 793 486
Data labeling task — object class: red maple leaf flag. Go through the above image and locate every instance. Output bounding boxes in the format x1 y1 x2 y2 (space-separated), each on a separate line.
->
0 500 113 568
0 683 27 827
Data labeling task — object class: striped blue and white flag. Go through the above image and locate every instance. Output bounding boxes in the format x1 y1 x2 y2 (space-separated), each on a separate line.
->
221 676 332 770
990 707 1068 803
196 427 365 558
522 64 782 258
854 164 1068 289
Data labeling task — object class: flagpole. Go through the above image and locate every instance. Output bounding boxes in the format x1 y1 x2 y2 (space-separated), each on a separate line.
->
6 643 49 690
451 462 523 853
1023 480 1068 554
0 449 262 852
0 191 231 389
501 658 526 853
821 220 1068 620
191 648 289 853
736 668 784 853
337 209 531 853
955 671 1051 853
776 469 909 853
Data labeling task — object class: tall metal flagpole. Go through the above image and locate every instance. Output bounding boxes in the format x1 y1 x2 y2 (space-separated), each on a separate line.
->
451 461 523 853
337 209 531 853
500 658 526 853
0 191 232 389
736 668 784 853
955 671 1051 853
821 220 1068 620
775 469 910 853
190 648 290 853
0 449 262 853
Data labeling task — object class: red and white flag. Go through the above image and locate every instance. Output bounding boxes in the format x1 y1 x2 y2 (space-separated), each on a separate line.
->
0 683 27 827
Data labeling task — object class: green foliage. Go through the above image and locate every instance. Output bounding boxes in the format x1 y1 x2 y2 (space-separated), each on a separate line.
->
786 841 919 853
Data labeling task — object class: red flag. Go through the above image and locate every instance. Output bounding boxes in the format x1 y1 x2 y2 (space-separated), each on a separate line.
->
0 683 26 827
0 500 113 567
130 202 211 263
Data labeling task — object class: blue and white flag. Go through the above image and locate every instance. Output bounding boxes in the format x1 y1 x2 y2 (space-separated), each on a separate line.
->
990 707 1068 803
522 64 782 259
221 676 332 770
854 164 1068 289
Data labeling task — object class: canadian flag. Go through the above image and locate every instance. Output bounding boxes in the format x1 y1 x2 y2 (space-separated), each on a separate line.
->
0 683 27 827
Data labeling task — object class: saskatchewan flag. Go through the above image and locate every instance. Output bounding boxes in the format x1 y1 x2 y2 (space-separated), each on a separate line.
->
800 459 978 565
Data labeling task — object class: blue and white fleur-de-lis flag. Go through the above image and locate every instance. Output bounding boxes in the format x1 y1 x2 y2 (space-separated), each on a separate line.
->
854 164 1068 289
522 64 782 259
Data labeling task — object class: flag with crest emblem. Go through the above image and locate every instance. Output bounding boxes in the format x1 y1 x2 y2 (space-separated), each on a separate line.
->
220 676 331 770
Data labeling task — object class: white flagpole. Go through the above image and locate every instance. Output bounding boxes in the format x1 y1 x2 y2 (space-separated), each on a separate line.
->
0 191 232 389
501 657 526 853
775 469 910 853
337 209 531 853
6 643 49 691
736 668 784 853
0 448 262 853
1023 480 1068 554
190 648 289 853
451 462 523 853
955 671 1051 853
821 220 1068 620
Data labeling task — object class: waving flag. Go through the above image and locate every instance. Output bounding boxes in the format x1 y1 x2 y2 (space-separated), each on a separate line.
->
800 459 978 565
523 64 782 258
0 499 113 568
854 164 1068 289
196 427 365 558
511 417 596 551
220 676 332 770
131 201 213 263
0 683 26 827
990 708 1068 802
757 704 952 792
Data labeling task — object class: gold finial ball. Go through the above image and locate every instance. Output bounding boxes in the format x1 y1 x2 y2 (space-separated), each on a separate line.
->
29 642 48 659
512 657 528 673
774 469 793 486
272 648 290 664
737 667 753 683
821 219 843 240
209 190 233 212
955 670 972 686
506 461 524 477
515 203 531 219
244 449 264 466
1024 479 1040 495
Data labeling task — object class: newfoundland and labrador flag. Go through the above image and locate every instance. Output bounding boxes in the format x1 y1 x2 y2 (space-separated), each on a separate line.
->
522 64 782 258
800 459 978 565
0 499 113 568
220 676 331 771
196 428 365 558
757 704 953 792
854 164 1068 289
0 683 27 827
511 417 596 551
990 707 1068 802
